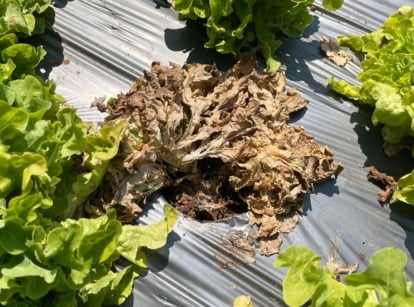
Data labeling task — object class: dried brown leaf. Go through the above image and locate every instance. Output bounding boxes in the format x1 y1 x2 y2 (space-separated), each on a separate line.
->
367 166 397 205
321 36 353 67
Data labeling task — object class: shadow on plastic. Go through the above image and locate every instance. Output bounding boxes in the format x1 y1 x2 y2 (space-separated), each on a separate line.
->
350 107 413 178
164 20 237 71
390 202 414 260
153 0 171 9
52 0 74 8
275 17 332 98
301 179 341 217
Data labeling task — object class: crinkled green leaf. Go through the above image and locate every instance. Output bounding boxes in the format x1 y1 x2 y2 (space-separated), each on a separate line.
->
43 211 119 264
37 208 176 304
117 205 178 266
311 277 347 306
327 76 362 102
392 170 414 204
0 100 28 143
0 152 48 197
0 257 56 306
86 120 127 161
0 0 50 37
18 0 51 14
346 248 414 303
79 266 136 306
337 30 385 54
7 75 52 119
274 246 324 306
3 193 43 225
174 0 210 19
322 0 344 11
60 120 127 219
0 221 33 254
1 255 56 283
2 44 46 77
0 0 32 36
0 33 18 50
0 58 15 82
40 213 122 291
370 83 410 127
344 288 378 307
76 215 122 264
54 108 88 158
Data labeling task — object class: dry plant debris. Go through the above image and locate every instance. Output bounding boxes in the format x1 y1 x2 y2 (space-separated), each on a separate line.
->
325 257 359 281
222 229 257 264
320 36 353 67
384 137 414 158
88 54 342 255
367 166 397 204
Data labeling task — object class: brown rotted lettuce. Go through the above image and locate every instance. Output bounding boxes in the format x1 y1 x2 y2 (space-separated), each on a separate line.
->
88 55 342 255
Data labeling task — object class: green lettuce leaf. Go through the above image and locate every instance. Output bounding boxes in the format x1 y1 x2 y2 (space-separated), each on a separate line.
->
274 246 325 306
78 266 136 307
18 0 51 14
345 248 414 305
392 170 414 205
2 44 46 77
323 0 344 11
117 204 179 267
1 256 57 298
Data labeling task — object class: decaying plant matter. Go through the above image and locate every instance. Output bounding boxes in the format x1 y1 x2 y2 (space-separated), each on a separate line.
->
88 54 342 255
367 166 397 205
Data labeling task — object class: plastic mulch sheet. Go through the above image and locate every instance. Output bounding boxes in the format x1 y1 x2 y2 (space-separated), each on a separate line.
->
37 0 414 305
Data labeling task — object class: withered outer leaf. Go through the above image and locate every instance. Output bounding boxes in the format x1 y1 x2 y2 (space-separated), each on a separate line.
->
96 54 342 255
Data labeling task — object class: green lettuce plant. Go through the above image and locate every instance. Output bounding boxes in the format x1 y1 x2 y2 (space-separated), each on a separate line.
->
328 5 414 205
172 0 344 71
275 246 414 307
234 246 414 306
0 1 179 305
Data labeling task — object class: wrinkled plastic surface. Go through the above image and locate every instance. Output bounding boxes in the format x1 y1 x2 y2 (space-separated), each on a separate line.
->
37 0 414 306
